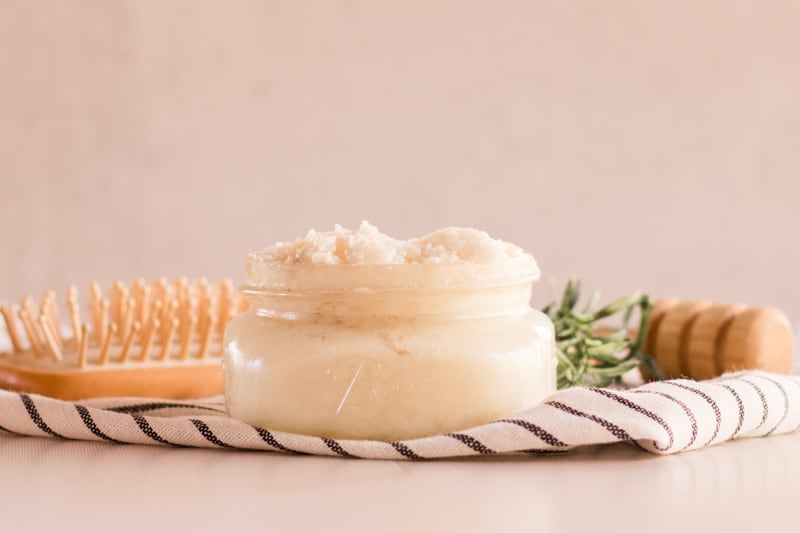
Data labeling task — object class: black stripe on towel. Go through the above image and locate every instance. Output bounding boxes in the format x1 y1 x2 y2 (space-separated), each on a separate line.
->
497 418 568 448
390 441 423 460
322 438 356 458
191 419 235 448
523 449 570 455
255 427 302 454
720 384 745 440
547 400 634 443
132 414 178 446
741 379 769 431
589 388 673 451
19 394 65 439
108 402 225 414
759 376 790 436
448 433 496 454
632 389 697 451
75 405 124 443
663 382 721 446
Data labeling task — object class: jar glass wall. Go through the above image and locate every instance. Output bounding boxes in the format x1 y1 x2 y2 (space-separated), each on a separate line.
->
223 262 556 441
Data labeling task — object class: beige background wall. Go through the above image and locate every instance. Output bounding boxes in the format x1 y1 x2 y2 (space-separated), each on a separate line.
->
1 1 798 321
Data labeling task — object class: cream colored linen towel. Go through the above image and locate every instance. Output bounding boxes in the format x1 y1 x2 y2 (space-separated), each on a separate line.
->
0 370 797 459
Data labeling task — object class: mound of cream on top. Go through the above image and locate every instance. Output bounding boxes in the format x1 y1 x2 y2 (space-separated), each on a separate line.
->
257 221 534 266
223 223 555 441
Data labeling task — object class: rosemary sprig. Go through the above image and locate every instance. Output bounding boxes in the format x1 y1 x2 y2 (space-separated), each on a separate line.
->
542 279 661 389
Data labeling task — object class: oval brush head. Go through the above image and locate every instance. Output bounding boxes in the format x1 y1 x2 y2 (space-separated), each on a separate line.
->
0 278 248 400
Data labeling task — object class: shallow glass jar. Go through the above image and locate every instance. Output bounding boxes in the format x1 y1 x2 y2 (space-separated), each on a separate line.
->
223 255 556 441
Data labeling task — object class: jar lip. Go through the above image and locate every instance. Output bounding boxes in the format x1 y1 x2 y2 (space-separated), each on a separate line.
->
243 255 541 292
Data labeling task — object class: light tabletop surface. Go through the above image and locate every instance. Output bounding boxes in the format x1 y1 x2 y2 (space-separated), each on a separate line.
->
1 428 798 533
2 333 798 532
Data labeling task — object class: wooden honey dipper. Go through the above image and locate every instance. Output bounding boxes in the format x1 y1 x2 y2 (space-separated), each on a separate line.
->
0 278 249 400
643 299 795 380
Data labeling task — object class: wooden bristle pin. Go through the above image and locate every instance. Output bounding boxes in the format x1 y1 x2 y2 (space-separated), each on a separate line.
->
119 321 141 363
77 324 89 368
67 285 78 302
197 282 214 331
38 313 63 362
67 287 82 351
108 282 119 331
178 314 197 361
149 299 164 339
116 285 130 343
88 284 102 347
158 317 179 361
133 279 150 327
1 305 25 353
98 300 110 349
41 292 63 351
120 298 136 345
197 311 216 359
152 278 169 313
43 291 62 337
138 318 159 362
178 298 196 347
98 323 117 366
141 285 152 328
108 284 119 340
17 307 43 357
217 279 233 341
161 299 178 336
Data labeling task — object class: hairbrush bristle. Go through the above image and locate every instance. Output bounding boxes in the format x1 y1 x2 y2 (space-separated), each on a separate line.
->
0 278 248 368
0 305 24 353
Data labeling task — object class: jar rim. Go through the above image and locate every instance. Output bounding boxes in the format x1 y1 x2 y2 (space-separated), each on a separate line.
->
243 254 541 292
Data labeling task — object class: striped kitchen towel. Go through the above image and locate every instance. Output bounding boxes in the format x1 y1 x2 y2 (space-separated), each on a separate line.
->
0 370 798 459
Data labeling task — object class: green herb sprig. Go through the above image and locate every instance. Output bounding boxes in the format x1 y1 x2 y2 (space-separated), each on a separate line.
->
542 279 661 389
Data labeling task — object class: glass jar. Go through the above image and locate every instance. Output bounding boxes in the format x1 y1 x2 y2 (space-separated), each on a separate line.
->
223 255 556 441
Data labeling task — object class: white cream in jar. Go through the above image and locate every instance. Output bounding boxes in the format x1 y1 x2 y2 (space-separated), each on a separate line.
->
223 223 556 441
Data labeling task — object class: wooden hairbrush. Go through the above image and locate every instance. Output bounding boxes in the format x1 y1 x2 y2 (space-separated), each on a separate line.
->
643 299 795 380
0 278 247 400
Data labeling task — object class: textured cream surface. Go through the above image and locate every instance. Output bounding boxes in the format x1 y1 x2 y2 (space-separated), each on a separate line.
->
257 222 532 266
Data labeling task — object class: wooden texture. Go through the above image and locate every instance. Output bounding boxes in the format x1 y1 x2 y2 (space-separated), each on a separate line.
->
644 299 794 380
0 358 223 400
0 278 241 399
